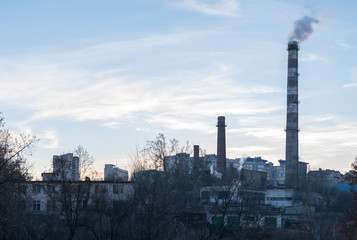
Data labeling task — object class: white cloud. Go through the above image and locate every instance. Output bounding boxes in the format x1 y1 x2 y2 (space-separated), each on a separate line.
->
102 122 121 129
0 34 282 130
135 128 149 132
343 82 357 88
39 130 61 149
229 145 273 153
170 0 240 17
335 40 353 50
300 53 328 62
343 68 357 88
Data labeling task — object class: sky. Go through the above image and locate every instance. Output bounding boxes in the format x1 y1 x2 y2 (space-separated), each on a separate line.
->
1 0 357 178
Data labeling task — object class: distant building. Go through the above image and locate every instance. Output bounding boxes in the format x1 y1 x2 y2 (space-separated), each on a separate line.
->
242 157 268 172
267 160 307 189
164 153 308 189
274 160 286 186
42 153 79 181
164 153 192 173
104 164 128 181
21 180 134 214
53 153 79 181
265 189 295 207
308 169 344 191
164 152 216 175
240 169 267 188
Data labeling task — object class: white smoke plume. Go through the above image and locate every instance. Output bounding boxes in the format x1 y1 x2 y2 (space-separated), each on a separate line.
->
288 15 319 43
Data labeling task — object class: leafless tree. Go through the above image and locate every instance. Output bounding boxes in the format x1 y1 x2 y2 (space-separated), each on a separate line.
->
339 158 357 240
77 182 136 240
202 182 265 240
130 133 191 174
0 114 37 239
46 146 94 240
74 145 94 180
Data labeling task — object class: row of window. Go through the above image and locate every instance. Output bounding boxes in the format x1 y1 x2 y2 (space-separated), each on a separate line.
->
32 200 88 212
95 184 124 194
30 184 124 194
266 197 292 201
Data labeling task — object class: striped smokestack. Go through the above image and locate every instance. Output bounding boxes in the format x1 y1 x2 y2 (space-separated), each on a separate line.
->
217 116 226 184
285 40 299 189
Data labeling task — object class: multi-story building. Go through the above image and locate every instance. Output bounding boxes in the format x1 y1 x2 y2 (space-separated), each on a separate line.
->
308 169 344 189
42 153 80 181
104 164 128 181
23 180 134 214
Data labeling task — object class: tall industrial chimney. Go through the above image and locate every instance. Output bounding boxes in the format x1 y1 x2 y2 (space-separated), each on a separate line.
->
285 40 299 189
193 145 200 175
217 116 227 184
194 145 199 162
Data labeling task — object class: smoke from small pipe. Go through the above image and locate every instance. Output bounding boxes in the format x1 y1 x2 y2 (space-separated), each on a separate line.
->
288 15 319 43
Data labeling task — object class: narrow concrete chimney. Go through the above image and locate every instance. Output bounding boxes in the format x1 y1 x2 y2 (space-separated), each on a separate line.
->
194 145 199 162
193 145 200 175
285 40 299 189
217 116 227 184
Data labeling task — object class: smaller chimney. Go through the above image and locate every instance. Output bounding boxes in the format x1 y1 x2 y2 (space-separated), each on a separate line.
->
217 116 227 184
194 145 199 161
193 145 200 175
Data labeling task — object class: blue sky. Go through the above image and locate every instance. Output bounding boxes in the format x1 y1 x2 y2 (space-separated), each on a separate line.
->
1 0 357 178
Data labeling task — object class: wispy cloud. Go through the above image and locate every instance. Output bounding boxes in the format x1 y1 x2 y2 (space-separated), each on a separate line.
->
343 67 357 88
0 30 282 133
343 82 357 88
170 0 240 17
335 40 354 50
300 120 357 169
102 122 121 129
229 145 274 153
300 53 327 62
39 130 61 149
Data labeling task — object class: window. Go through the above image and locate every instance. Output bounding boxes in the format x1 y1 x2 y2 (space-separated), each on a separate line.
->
212 216 223 228
32 200 41 211
265 217 277 228
47 184 55 193
113 185 123 194
95 185 106 194
218 191 229 199
82 200 88 209
32 184 41 193
95 200 106 209
47 200 56 212
227 216 240 229
18 200 26 211
18 184 27 194
201 191 210 202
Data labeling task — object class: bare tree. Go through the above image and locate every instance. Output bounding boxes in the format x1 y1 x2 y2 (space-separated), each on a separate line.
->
130 133 191 174
339 158 357 240
74 145 94 180
0 114 37 239
0 115 37 186
46 146 94 240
